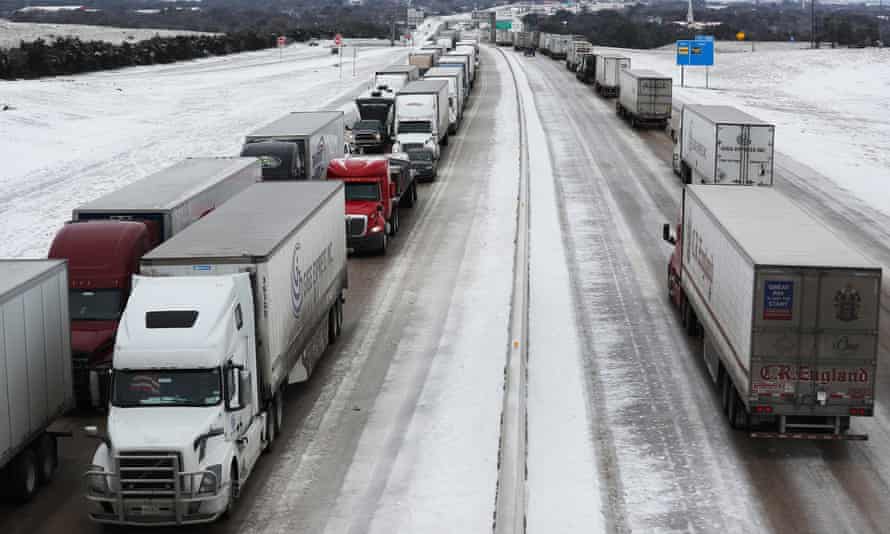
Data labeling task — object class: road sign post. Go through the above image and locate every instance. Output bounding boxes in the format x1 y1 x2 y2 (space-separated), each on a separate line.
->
277 35 285 61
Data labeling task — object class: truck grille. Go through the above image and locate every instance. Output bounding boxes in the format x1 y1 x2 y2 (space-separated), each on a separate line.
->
346 215 367 237
117 451 182 498
355 133 380 144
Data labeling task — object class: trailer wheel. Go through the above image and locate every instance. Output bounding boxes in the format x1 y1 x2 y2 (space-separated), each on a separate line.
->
728 388 750 430
403 184 416 208
265 399 277 450
335 299 344 338
12 449 39 501
442 134 449 147
328 305 338 344
720 369 731 415
36 434 58 485
274 388 284 437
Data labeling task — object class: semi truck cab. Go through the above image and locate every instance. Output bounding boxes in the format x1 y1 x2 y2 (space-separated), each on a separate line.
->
49 221 153 408
327 156 417 255
85 274 266 526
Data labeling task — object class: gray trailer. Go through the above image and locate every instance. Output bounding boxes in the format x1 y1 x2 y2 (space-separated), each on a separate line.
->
495 29 513 46
373 65 420 92
595 54 630 97
664 185 881 439
243 111 345 181
617 69 672 128
673 105 775 185
0 260 73 500
73 157 261 242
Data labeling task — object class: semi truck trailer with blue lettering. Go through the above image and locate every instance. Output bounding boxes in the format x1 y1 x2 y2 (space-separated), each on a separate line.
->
84 182 347 525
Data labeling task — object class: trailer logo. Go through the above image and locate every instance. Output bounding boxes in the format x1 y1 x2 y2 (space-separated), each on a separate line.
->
834 285 861 322
758 364 870 385
291 244 303 319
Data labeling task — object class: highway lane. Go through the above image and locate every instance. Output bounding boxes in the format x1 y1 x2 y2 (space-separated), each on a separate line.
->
0 45 519 534
517 50 890 533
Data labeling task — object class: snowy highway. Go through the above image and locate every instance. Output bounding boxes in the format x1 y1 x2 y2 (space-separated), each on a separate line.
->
4 33 890 534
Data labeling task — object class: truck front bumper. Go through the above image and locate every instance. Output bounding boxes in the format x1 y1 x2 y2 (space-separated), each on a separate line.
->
347 232 386 253
85 467 227 526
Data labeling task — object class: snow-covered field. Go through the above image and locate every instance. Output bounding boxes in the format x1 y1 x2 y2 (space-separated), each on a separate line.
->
0 43 408 258
595 42 890 218
0 18 213 48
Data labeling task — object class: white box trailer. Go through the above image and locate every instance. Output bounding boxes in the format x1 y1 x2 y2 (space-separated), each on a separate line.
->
674 105 775 186
73 157 261 242
549 35 571 60
440 53 474 88
243 111 345 182
0 259 73 500
139 182 348 391
566 40 592 72
617 69 672 128
495 29 513 46
595 54 630 97
423 66 465 133
454 44 477 71
665 185 881 439
373 65 420 92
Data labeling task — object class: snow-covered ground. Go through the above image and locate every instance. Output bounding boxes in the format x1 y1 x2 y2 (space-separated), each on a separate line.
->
595 42 890 218
0 18 213 48
0 43 408 258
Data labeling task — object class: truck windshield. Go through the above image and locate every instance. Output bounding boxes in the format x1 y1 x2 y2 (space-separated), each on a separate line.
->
398 121 432 133
345 182 380 201
70 289 123 321
357 103 392 124
112 369 222 407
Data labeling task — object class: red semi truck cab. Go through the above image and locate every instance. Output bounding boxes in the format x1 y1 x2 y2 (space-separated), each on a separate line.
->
327 157 397 255
327 156 418 255
48 221 153 408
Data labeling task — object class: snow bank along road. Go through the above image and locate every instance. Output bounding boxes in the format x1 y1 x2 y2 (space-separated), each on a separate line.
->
5 37 890 534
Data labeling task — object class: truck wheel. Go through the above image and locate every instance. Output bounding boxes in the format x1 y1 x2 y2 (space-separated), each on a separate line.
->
720 369 731 415
265 396 278 450
403 184 415 208
336 300 344 337
328 305 337 344
391 210 400 235
728 389 750 430
442 134 449 147
378 233 388 256
223 463 239 518
274 389 284 437
37 434 58 484
12 449 39 501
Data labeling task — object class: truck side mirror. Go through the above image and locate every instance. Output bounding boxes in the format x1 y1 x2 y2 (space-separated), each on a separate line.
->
662 224 676 245
225 363 246 411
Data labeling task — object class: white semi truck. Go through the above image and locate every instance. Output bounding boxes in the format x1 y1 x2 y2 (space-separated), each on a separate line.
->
664 185 881 439
395 79 450 158
84 182 347 525
594 54 630 97
423 66 465 134
672 105 775 185
616 69 672 129
0 260 73 501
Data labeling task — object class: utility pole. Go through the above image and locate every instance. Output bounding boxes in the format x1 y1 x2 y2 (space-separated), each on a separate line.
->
687 0 695 27
811 0 816 48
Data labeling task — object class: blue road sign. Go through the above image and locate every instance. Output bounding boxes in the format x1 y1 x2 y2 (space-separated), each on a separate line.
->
695 35 715 41
676 39 714 66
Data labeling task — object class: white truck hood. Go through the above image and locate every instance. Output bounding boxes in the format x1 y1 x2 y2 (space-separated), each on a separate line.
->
108 406 222 451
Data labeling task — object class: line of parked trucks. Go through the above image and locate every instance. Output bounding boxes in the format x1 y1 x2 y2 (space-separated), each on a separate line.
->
1 28 482 525
518 30 881 440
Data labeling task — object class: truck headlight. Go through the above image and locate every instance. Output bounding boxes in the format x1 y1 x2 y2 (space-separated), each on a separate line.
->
374 133 381 141
199 464 222 494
